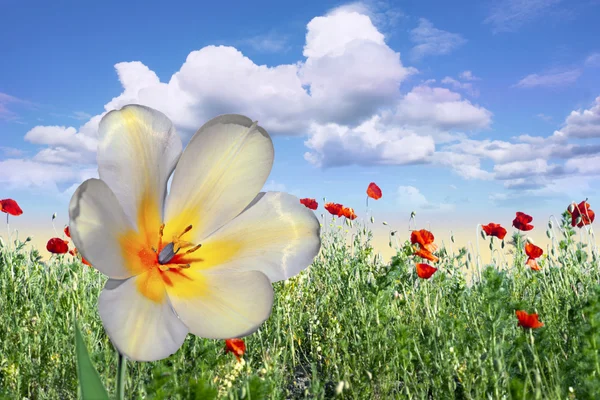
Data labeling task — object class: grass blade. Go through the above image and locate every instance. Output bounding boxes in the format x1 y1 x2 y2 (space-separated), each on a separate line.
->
74 318 110 400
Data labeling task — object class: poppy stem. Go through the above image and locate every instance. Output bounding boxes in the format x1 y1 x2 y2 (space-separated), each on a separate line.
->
116 351 127 400
475 224 482 283
6 213 9 250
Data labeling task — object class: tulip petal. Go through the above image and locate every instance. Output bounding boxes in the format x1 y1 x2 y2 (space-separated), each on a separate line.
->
69 179 135 279
163 115 273 244
167 270 273 339
196 192 321 282
97 104 182 229
98 276 188 362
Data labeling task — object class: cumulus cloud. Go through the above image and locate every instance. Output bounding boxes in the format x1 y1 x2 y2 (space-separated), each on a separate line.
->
304 115 436 168
392 86 491 130
410 18 466 60
556 97 600 138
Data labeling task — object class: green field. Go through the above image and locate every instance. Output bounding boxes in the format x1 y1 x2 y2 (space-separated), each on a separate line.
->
1 210 600 399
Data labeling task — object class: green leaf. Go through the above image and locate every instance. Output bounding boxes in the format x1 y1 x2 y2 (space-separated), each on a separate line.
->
74 319 110 400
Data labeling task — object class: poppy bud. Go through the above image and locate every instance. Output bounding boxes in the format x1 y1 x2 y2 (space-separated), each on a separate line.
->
576 216 582 225
546 230 552 239
451 235 455 243
388 241 393 248
489 242 493 251
480 230 487 240
501 240 505 249
526 237 534 244
52 212 57 220
25 236 32 242
410 211 416 219
548 221 553 229
467 252 472 262
382 221 388 225
370 216 374 224
568 203 576 213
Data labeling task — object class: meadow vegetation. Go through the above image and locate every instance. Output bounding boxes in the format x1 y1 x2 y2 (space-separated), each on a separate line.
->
1 207 600 399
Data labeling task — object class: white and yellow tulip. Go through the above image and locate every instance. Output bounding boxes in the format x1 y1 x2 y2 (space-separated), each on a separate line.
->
68 104 321 362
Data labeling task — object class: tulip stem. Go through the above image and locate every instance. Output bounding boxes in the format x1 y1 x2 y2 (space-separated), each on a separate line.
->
116 351 127 400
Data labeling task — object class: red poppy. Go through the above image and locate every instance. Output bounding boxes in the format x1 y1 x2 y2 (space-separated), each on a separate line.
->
64 226 71 238
414 247 439 263
224 338 246 362
525 242 543 271
416 263 437 279
0 199 23 216
515 310 544 329
324 202 344 217
47 237 69 254
410 229 437 253
81 256 91 266
481 223 507 240
299 198 318 210
367 182 382 200
568 200 595 228
512 212 534 231
69 248 78 256
341 207 357 220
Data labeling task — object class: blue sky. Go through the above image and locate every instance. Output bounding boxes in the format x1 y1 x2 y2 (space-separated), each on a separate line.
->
2 0 600 258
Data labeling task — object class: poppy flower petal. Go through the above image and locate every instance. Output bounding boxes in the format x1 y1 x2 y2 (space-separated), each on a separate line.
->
0 199 23 216
47 238 69 254
68 178 137 279
163 115 274 244
367 182 382 200
97 104 183 229
324 202 344 217
98 276 189 362
188 192 320 282
416 263 437 279
166 269 274 340
299 198 318 210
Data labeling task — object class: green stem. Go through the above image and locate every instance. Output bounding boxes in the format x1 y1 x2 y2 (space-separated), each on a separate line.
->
116 351 127 400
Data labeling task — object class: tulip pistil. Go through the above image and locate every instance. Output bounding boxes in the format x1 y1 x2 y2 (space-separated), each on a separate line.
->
153 223 202 271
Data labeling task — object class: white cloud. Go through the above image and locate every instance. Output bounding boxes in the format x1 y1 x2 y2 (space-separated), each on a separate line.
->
484 0 563 33
536 113 553 122
397 185 454 211
0 158 97 193
459 70 480 81
0 92 33 122
262 180 287 192
440 77 478 97
0 146 25 157
240 31 290 53
304 115 436 168
585 53 600 67
514 69 582 88
432 151 494 180
410 18 467 60
556 97 600 138
303 83 493 168
392 86 491 130
8 5 419 194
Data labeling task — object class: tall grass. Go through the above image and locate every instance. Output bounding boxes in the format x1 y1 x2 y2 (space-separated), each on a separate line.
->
1 210 600 399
